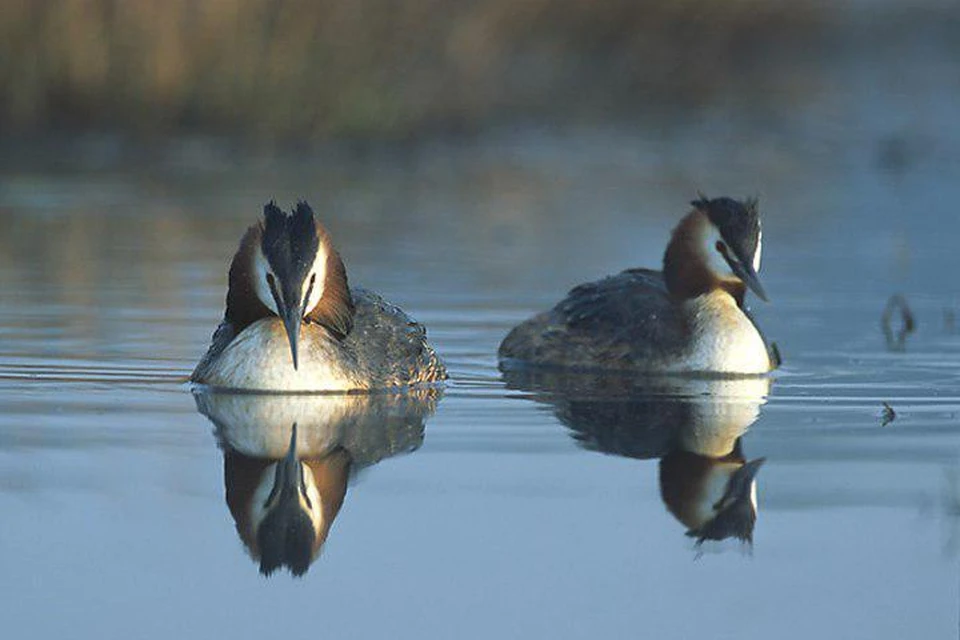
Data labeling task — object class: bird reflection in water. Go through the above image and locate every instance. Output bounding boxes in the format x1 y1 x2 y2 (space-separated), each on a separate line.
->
503 370 770 551
193 389 440 576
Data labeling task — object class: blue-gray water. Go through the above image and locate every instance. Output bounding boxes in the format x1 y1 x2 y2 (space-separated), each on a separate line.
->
2 42 960 639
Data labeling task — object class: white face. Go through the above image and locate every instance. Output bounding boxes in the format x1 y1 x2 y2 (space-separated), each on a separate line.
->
702 225 738 280
701 223 761 280
249 462 325 534
252 244 328 316
692 462 742 525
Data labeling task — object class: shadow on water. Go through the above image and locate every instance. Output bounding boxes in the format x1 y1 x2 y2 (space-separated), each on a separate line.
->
502 370 770 551
193 388 441 577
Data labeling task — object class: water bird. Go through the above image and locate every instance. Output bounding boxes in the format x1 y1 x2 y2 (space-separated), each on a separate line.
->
660 448 765 548
196 388 438 576
502 371 770 549
240 424 346 577
498 196 777 375
191 201 446 391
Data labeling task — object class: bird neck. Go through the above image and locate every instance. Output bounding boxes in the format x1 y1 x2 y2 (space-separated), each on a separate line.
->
303 229 355 340
662 210 746 306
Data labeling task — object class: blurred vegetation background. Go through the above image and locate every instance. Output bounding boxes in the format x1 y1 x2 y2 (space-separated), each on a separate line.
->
0 0 887 143
0 0 955 163
0 0 957 346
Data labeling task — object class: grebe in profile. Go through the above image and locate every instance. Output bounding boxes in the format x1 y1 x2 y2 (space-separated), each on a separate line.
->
498 196 778 375
501 371 771 548
191 202 446 391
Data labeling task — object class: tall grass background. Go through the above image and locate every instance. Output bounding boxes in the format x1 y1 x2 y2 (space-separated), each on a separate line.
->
1 0 834 141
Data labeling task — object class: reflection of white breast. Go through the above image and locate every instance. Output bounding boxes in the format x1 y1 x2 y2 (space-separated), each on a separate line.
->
202 318 364 392
676 377 770 457
194 389 438 463
198 393 358 457
677 291 771 374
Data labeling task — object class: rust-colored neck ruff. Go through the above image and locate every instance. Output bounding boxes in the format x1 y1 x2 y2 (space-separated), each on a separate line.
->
225 224 272 332
662 210 745 306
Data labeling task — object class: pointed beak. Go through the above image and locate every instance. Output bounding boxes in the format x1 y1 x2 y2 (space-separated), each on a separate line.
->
268 424 302 505
713 456 766 512
730 257 769 302
257 424 318 576
284 423 299 467
737 457 766 484
278 296 302 370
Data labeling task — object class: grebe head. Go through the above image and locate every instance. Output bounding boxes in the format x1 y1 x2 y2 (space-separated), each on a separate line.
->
229 424 350 577
660 444 766 546
695 196 766 301
254 424 318 576
663 196 767 303
227 201 354 370
690 456 765 545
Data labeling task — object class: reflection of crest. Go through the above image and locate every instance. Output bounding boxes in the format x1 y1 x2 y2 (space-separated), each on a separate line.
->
194 389 440 576
503 370 770 548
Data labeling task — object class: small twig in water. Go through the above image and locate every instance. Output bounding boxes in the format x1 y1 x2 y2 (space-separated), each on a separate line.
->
880 402 896 427
881 294 915 352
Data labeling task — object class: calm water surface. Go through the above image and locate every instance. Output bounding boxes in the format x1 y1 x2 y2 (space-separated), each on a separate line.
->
3 50 960 638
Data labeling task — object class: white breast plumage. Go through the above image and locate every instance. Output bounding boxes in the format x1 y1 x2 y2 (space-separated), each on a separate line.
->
200 318 364 392
676 291 771 375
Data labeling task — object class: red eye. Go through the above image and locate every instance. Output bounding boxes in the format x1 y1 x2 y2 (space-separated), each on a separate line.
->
715 241 725 252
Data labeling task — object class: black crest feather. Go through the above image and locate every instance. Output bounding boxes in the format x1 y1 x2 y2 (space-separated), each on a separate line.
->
257 507 316 577
261 201 320 289
692 196 761 266
260 200 355 340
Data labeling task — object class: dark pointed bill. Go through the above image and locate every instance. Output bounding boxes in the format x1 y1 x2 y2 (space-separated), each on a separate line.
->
265 424 300 508
285 423 298 465
714 457 766 512
736 457 766 485
257 424 315 576
280 302 302 370
728 254 769 302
